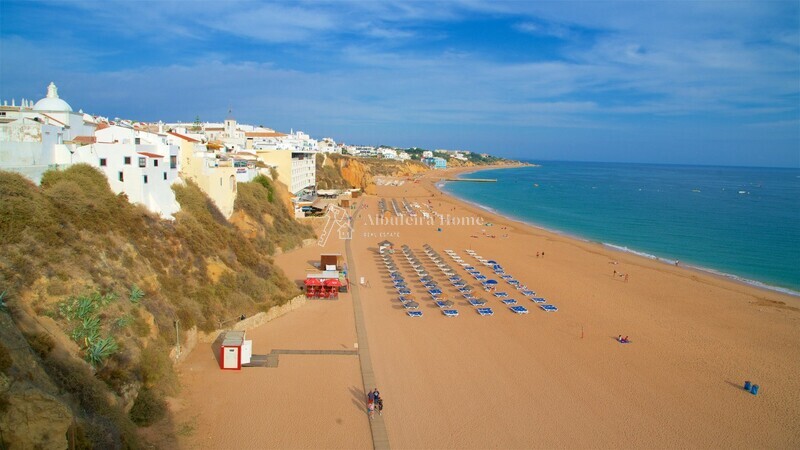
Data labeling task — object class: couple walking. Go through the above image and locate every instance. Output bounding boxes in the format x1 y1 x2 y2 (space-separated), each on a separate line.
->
367 388 383 419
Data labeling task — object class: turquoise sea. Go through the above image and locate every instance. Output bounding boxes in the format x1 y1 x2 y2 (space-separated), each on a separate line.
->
441 161 800 295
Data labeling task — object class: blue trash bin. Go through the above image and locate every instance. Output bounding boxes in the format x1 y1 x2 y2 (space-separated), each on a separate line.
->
750 384 759 395
744 381 751 391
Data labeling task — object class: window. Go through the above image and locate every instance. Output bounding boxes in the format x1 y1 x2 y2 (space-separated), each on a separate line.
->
138 157 146 168
143 175 148 184
99 158 107 167
163 172 167 180
170 155 177 169
118 171 124 182
153 159 159 167
134 137 141 145
124 156 131 165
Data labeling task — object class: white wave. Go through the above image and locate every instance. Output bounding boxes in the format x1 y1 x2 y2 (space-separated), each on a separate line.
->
603 243 800 297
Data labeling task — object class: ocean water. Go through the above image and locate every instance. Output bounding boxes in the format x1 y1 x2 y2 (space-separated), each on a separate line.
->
441 161 800 295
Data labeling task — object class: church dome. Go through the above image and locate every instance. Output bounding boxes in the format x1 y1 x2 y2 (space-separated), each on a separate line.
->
33 82 73 112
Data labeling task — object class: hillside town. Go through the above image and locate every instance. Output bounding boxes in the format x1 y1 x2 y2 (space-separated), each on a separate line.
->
0 83 502 220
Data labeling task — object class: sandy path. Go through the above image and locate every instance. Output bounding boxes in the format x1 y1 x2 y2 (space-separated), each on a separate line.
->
177 235 372 449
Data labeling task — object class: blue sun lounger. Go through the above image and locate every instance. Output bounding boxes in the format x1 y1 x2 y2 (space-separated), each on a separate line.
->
436 300 454 308
540 304 558 312
442 309 459 317
493 292 509 298
397 288 411 295
477 307 494 316
510 305 529 314
522 290 536 297
407 310 423 317
468 299 487 306
403 301 419 309
531 297 546 303
501 299 518 305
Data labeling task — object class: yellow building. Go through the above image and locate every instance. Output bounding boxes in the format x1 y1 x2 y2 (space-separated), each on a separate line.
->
255 149 316 195
168 132 237 218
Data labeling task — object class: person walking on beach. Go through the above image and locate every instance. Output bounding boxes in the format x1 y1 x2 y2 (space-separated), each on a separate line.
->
367 389 375 419
373 388 383 416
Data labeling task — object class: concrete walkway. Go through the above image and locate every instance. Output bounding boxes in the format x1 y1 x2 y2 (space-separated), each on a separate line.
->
345 207 390 450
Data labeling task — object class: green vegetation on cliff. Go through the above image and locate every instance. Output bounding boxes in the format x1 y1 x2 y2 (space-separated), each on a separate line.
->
0 164 314 448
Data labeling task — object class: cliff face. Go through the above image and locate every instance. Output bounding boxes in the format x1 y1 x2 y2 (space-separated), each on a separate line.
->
322 154 430 194
0 165 315 448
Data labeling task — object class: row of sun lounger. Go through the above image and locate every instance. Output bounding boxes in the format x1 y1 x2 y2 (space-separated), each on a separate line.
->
448 248 559 313
386 243 558 318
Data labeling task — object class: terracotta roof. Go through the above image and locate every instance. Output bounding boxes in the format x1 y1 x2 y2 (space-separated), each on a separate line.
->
167 131 200 142
96 122 110 131
137 152 164 158
70 136 96 145
205 127 224 131
245 131 287 138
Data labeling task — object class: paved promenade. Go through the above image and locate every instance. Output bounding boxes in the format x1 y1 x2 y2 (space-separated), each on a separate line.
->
345 203 390 450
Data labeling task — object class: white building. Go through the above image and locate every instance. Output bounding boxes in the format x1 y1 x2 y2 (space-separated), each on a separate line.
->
71 123 181 218
422 150 434 158
377 147 399 160
0 82 96 182
318 137 340 154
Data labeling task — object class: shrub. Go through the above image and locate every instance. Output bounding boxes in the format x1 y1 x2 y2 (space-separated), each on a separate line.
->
27 332 55 358
139 344 177 392
129 388 167 427
0 341 12 373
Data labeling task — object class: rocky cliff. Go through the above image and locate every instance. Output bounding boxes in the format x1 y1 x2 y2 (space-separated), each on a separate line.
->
317 153 430 194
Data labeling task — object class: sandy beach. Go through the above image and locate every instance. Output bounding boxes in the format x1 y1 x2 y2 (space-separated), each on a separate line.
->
177 165 800 449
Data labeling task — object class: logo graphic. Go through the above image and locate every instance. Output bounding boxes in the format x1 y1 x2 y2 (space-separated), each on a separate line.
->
318 204 353 246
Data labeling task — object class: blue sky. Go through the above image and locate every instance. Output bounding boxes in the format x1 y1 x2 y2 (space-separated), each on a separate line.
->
1 0 798 167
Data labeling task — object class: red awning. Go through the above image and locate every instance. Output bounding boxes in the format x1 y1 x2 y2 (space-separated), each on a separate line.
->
305 278 322 286
323 279 342 287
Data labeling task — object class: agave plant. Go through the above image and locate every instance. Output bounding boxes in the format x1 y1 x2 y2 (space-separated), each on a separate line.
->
129 285 145 304
74 296 96 320
86 336 118 367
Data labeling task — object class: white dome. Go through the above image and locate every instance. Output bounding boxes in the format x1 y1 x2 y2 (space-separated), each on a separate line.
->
33 82 72 112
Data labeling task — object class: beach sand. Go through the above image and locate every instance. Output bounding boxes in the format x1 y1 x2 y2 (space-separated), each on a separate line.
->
177 166 800 449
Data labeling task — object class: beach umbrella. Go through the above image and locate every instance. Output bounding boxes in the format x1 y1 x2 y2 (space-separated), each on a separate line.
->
324 278 342 287
304 278 322 286
485 279 498 285
487 260 498 264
